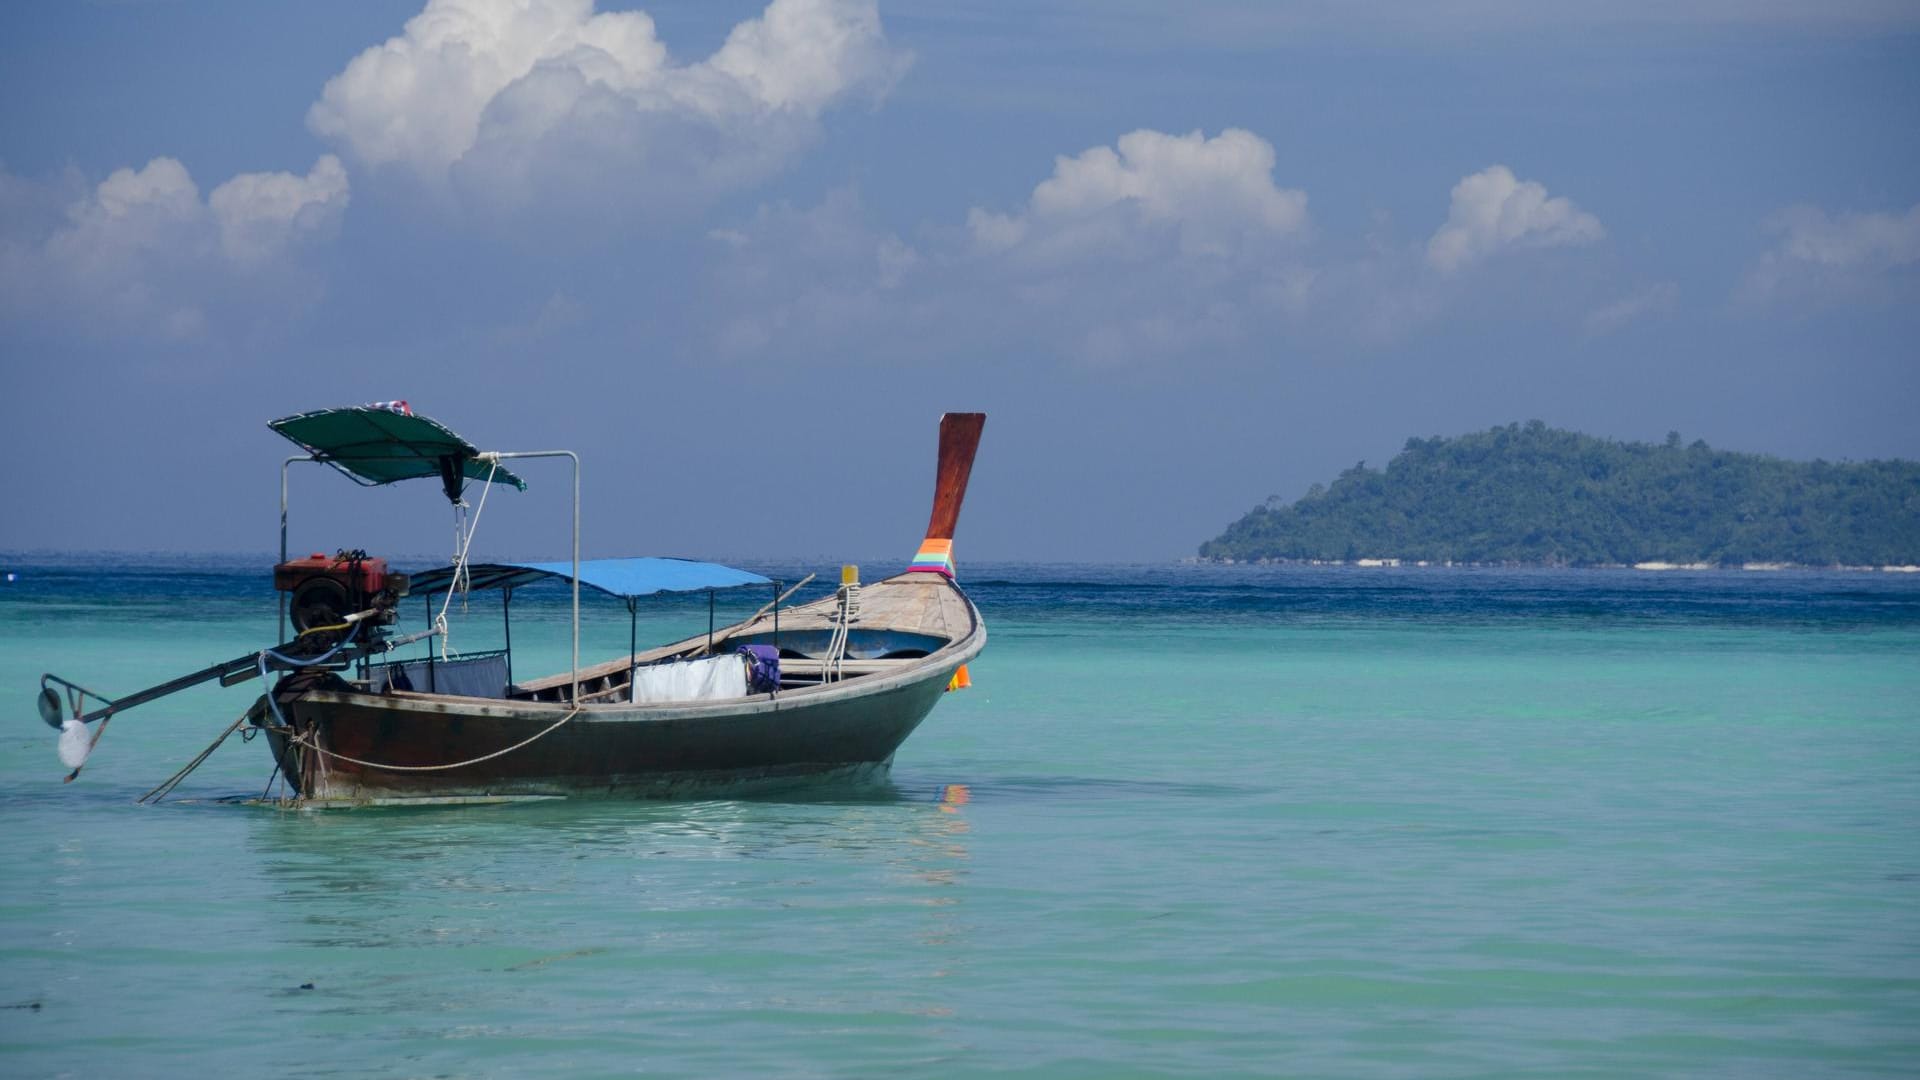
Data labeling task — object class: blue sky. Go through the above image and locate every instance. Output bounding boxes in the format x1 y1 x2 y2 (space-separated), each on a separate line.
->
3 0 1917 563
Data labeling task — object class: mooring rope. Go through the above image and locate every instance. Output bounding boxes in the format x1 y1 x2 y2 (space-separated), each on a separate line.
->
282 706 581 773
823 585 856 684
437 459 501 661
138 702 259 804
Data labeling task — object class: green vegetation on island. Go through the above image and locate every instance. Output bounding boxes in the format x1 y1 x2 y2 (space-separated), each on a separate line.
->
1201 421 1920 567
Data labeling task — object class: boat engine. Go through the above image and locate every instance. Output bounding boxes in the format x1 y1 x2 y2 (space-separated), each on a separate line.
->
273 549 409 652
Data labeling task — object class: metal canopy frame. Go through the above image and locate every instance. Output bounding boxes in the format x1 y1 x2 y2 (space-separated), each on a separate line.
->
402 559 771 698
281 448 582 703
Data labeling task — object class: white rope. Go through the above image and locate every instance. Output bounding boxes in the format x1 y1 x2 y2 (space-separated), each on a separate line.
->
823 581 860 683
825 593 848 684
286 707 581 773
438 460 500 660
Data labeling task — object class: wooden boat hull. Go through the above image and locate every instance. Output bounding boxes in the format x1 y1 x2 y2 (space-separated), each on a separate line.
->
264 576 984 806
36 412 993 807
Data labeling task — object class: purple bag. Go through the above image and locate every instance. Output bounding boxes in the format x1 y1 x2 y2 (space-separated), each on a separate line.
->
737 645 780 693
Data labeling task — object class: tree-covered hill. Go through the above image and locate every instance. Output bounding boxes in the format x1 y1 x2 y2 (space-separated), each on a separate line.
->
1200 422 1920 567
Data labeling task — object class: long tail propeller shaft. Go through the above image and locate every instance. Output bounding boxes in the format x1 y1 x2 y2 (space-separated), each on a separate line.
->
37 610 440 732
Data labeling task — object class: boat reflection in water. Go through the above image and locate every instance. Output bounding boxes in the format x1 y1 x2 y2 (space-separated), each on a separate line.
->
246 787 978 963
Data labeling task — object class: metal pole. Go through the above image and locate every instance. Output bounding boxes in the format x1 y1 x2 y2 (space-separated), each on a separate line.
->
278 456 308 642
476 450 580 703
570 453 580 705
502 586 514 686
707 590 715 653
425 594 436 690
627 598 637 700
773 580 780 655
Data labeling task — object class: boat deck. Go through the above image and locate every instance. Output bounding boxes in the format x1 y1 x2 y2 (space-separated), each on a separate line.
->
505 571 976 704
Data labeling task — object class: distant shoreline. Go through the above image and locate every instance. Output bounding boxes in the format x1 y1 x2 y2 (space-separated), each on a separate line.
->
1189 556 1920 573
1199 423 1920 568
5 551 1920 575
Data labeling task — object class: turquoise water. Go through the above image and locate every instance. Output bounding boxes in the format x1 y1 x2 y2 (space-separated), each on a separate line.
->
3 558 1918 1077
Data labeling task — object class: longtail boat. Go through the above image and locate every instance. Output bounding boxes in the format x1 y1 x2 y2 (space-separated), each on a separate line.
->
37 406 987 806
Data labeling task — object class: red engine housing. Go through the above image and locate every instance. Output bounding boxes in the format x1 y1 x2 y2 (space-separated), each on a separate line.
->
273 552 390 595
273 550 407 639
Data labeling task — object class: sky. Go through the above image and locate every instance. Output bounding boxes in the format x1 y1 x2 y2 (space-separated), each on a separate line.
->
2 0 1917 564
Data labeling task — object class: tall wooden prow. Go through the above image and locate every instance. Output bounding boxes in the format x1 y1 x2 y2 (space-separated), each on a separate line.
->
910 413 986 578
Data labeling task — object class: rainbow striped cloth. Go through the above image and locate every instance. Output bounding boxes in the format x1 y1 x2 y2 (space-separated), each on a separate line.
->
910 538 955 577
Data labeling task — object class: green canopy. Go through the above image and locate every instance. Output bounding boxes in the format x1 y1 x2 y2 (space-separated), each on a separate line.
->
269 406 527 496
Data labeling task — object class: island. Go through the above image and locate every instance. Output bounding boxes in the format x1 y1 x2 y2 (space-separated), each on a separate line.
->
1200 421 1920 568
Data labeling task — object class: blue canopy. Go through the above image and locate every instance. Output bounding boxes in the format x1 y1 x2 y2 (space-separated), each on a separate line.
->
407 558 772 601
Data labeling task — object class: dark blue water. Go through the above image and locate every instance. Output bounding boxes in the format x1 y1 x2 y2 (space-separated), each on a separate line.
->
8 553 1918 626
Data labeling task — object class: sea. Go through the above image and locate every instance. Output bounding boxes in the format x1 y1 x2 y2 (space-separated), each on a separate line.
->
1 555 1917 1078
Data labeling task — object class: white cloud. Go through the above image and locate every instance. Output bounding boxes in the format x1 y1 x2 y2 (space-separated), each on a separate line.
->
486 289 590 349
308 0 907 207
309 0 668 178
969 128 1308 260
1583 281 1678 336
87 158 204 224
697 134 1651 371
707 190 1287 369
701 189 921 359
38 158 208 292
1 156 347 339
1426 165 1603 273
1766 203 1920 269
1741 202 1920 307
707 0 905 112
700 131 1317 371
209 155 350 264
947 128 1314 365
